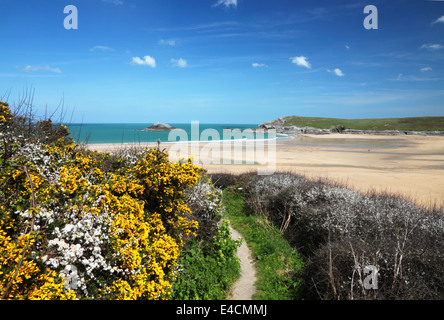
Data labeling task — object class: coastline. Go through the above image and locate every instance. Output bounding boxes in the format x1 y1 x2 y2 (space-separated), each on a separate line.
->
87 133 444 208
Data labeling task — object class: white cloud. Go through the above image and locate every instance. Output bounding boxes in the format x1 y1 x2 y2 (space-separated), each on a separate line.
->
327 68 345 77
420 43 444 50
213 0 237 8
252 62 268 68
333 68 345 77
171 58 187 68
392 73 443 82
345 45 350 50
290 56 311 69
159 39 177 46
20 65 62 74
432 15 444 24
420 67 432 72
131 56 156 68
90 45 115 52
102 0 123 5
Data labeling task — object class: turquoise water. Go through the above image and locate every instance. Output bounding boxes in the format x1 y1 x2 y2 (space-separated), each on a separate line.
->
67 123 281 144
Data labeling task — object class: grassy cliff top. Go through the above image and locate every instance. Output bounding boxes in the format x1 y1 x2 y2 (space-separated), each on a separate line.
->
273 116 444 132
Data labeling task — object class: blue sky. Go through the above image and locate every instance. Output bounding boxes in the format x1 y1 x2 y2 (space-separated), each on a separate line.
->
0 0 443 124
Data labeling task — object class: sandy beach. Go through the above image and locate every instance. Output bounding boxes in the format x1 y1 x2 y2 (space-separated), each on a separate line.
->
87 134 444 208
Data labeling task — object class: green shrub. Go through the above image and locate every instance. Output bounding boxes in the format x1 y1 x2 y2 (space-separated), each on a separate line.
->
171 220 241 300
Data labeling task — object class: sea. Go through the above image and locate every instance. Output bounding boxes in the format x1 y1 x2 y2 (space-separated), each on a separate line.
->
66 123 287 145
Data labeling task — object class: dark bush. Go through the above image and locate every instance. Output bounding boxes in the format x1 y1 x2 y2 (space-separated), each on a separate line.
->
0 98 73 149
241 172 444 300
330 125 345 133
209 172 254 190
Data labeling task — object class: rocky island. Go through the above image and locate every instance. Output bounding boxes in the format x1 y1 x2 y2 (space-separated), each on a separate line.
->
139 122 177 131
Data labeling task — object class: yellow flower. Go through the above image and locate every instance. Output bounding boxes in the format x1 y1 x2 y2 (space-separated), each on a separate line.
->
1 134 204 300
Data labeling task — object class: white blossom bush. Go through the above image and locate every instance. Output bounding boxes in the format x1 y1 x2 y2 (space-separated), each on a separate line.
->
185 176 225 244
241 172 444 299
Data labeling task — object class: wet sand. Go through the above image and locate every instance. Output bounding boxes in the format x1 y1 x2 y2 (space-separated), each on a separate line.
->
87 134 444 208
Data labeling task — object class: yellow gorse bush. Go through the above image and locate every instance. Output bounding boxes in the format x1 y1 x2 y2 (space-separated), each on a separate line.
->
0 102 202 299
132 149 201 245
0 101 11 124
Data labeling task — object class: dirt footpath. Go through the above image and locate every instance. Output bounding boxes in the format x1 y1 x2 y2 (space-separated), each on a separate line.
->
227 227 257 300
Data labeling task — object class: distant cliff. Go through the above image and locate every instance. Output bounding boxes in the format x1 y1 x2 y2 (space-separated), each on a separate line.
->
257 116 444 136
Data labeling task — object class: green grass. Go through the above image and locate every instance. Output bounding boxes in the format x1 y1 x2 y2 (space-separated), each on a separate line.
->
222 188 304 300
170 220 241 300
278 115 444 131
